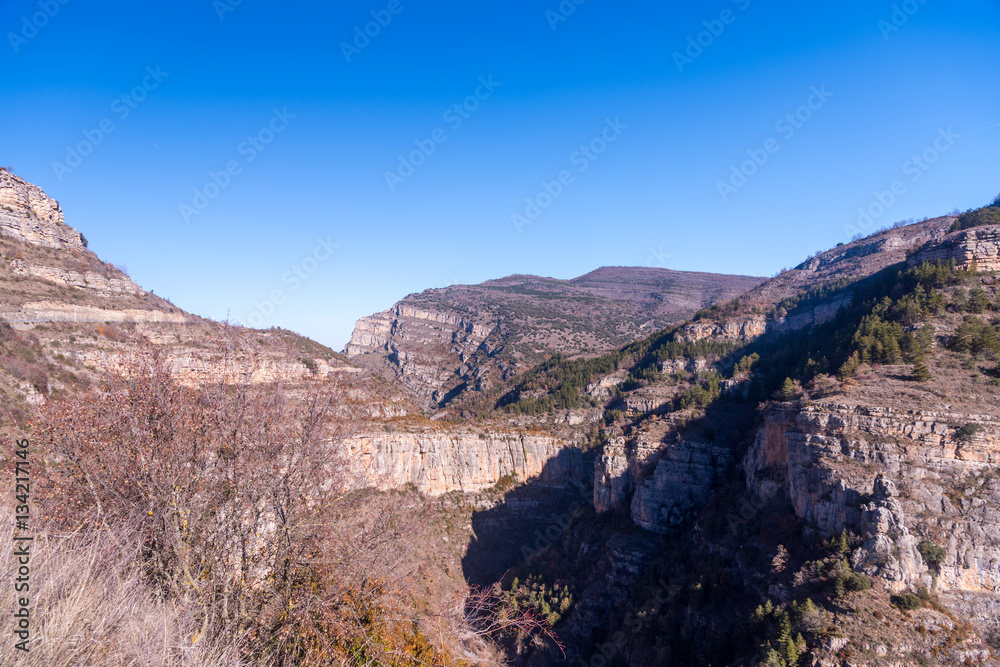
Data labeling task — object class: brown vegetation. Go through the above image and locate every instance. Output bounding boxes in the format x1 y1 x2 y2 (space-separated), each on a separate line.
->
26 332 450 665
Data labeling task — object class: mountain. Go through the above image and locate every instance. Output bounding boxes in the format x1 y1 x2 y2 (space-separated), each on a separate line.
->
11 162 1000 666
0 168 578 497
0 169 379 412
484 200 1000 666
345 267 763 409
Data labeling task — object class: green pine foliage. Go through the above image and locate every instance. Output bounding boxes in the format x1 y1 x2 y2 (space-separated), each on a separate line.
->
949 316 1000 357
911 356 932 382
750 600 808 666
750 260 978 389
779 377 797 400
677 371 723 410
918 541 947 572
951 202 1000 232
502 576 574 627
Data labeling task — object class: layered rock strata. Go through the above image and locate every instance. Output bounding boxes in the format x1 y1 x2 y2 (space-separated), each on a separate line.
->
745 401 1000 595
0 170 84 250
347 426 582 495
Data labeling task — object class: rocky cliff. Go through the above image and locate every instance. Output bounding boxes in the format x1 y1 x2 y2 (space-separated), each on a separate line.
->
909 224 1000 272
0 169 84 250
347 423 582 495
745 395 1000 619
680 217 956 344
594 428 735 534
346 269 763 408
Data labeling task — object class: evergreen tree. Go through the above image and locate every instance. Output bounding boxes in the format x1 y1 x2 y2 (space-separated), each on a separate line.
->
969 287 990 314
911 356 932 382
779 377 797 400
838 351 861 380
837 529 850 554
916 323 935 351
953 289 968 313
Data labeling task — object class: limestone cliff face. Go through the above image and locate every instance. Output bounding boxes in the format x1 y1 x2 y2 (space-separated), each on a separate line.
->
909 224 1000 272
593 433 732 533
3 301 183 324
630 439 733 533
346 271 764 408
9 260 142 296
346 425 582 495
345 304 497 404
681 318 767 343
0 170 84 250
680 296 853 343
678 218 956 345
745 401 1000 596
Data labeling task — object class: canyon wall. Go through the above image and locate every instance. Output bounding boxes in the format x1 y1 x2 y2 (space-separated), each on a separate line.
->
594 433 733 533
346 304 498 404
347 425 582 496
745 401 1000 599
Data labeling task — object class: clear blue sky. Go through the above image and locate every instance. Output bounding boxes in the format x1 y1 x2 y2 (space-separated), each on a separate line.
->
2 0 998 349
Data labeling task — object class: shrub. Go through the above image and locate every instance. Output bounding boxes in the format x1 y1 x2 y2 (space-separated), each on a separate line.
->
918 541 947 571
32 333 448 666
956 423 984 443
894 593 924 611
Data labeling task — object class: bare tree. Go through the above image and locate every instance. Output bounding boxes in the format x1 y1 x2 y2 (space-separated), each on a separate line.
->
32 329 436 665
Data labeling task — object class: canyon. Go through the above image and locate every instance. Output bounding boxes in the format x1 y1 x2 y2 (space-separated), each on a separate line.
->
7 165 1000 665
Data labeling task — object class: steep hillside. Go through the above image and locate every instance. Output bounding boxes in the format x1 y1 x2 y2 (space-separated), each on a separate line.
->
475 201 1000 667
682 216 956 342
0 170 378 418
345 267 762 409
0 169 585 500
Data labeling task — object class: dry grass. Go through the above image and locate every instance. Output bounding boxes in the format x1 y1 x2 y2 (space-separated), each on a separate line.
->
0 518 245 666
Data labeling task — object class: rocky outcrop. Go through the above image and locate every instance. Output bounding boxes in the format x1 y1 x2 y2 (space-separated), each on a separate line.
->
346 425 582 495
9 260 142 296
345 304 497 404
681 317 767 343
0 171 84 250
594 437 631 512
909 225 1000 272
2 301 186 324
681 296 852 344
630 439 733 533
594 433 733 533
746 401 1000 594
680 218 957 346
851 474 929 591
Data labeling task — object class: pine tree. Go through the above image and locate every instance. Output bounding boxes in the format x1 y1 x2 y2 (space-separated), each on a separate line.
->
953 289 968 313
952 319 974 354
916 323 935 351
779 377 797 400
970 287 990 314
837 528 850 554
911 356 932 382
883 334 902 364
838 351 861 380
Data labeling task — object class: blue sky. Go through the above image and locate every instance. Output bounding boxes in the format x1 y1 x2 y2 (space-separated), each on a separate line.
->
1 0 998 349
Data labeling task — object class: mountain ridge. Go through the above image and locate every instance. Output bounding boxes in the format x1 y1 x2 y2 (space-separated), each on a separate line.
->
345 265 764 409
